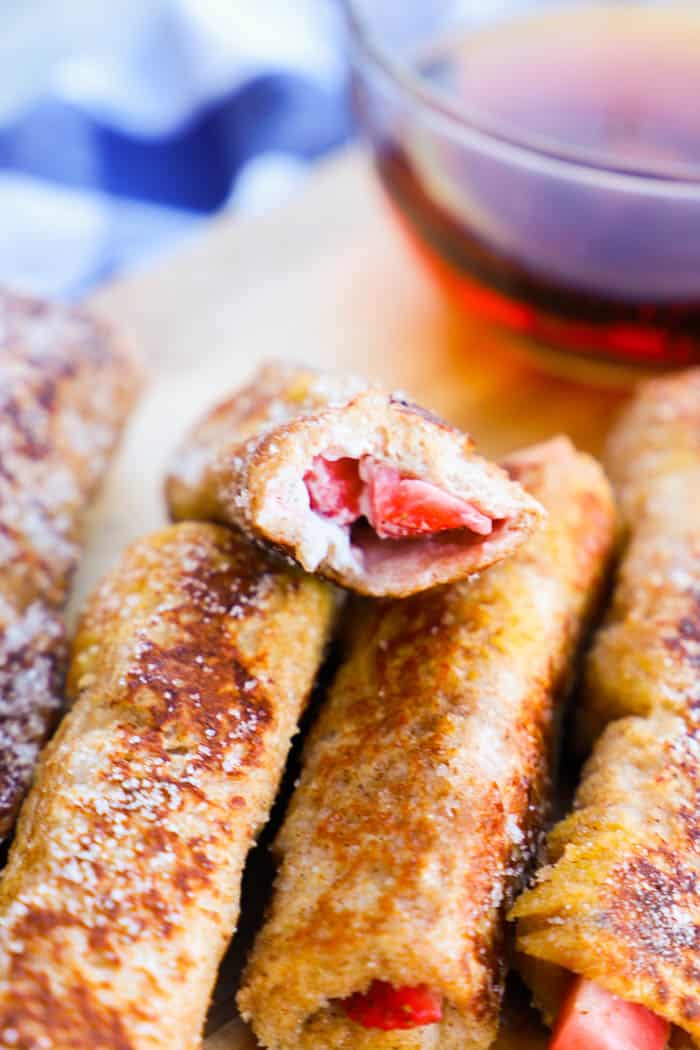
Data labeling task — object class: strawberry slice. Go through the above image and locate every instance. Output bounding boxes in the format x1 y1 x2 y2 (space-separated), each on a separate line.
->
550 977 669 1050
304 456 363 526
304 455 494 539
361 460 493 540
341 981 443 1031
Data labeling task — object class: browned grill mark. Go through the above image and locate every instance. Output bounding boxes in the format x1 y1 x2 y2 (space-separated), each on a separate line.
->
604 853 700 966
1 965 136 1050
664 593 700 670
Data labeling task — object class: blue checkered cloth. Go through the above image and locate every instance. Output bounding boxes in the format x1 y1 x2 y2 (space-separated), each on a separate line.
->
0 0 353 299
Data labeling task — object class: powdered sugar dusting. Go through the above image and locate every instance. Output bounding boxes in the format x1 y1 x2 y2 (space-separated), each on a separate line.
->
0 602 66 833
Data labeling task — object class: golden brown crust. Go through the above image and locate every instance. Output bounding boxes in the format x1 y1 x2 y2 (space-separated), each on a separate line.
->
0 288 140 840
165 361 545 597
580 367 700 747
604 367 700 524
0 523 336 1050
514 369 700 1044
237 437 616 1050
512 711 700 1045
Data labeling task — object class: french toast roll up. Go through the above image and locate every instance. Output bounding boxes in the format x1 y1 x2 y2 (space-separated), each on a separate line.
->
237 437 616 1050
512 370 700 1049
0 288 139 841
0 523 336 1050
581 367 700 746
512 711 700 1048
165 361 545 597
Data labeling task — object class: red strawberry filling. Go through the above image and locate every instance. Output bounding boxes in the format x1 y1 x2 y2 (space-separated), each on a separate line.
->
341 981 443 1031
550 977 669 1050
303 456 364 526
304 456 493 540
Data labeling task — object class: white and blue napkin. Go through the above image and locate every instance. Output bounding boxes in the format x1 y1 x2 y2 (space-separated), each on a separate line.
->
0 0 352 298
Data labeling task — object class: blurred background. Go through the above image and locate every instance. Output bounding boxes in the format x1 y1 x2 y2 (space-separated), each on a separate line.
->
0 0 353 299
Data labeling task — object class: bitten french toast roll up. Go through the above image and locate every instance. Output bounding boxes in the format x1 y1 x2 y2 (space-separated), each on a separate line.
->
512 710 700 1048
237 437 616 1050
0 288 139 841
165 361 545 597
581 367 700 746
0 523 336 1050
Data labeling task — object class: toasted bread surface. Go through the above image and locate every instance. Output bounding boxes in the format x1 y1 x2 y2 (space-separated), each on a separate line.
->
0 523 336 1050
238 438 615 1050
513 712 700 1045
0 288 140 839
581 367 700 745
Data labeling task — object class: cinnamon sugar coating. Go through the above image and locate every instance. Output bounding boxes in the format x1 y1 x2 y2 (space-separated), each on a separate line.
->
0 289 139 839
581 368 700 746
0 523 336 1050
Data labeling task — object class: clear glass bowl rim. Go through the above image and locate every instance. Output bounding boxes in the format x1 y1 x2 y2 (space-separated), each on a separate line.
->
339 0 700 188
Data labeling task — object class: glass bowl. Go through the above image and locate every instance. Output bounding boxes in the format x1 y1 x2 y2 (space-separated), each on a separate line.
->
341 0 700 378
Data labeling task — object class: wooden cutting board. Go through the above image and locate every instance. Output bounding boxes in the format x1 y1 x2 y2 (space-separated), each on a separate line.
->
81 146 629 1049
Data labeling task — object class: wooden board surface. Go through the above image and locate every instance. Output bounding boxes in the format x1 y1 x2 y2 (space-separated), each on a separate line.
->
79 146 630 1048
